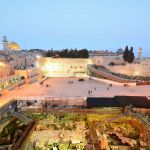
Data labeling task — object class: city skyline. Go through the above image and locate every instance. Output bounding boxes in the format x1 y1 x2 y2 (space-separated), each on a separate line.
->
0 0 150 56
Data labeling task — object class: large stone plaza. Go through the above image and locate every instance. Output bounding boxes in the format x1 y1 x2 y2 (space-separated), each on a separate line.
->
0 77 150 106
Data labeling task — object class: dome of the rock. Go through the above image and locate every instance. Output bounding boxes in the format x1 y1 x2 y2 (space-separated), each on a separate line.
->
8 42 20 51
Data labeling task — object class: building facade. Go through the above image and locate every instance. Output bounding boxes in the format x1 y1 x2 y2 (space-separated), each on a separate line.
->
90 50 124 66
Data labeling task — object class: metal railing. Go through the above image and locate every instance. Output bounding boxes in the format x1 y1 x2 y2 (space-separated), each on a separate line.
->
0 99 17 116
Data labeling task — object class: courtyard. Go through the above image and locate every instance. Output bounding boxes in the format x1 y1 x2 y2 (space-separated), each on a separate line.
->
0 77 150 106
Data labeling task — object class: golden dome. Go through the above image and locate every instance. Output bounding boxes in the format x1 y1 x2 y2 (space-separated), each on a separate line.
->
8 42 20 51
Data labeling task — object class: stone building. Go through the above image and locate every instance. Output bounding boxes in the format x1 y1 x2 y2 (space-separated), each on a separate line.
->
90 50 124 66
0 36 36 78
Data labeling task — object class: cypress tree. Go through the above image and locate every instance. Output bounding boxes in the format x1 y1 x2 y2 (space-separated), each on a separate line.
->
128 47 135 63
123 46 129 62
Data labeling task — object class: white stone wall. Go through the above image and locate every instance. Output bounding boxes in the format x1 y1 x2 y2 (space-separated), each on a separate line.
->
37 58 92 77
106 60 150 77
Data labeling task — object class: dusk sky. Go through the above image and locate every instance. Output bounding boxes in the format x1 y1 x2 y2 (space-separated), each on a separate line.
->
0 0 150 56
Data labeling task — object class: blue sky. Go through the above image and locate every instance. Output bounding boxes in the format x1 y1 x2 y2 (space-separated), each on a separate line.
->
0 0 150 56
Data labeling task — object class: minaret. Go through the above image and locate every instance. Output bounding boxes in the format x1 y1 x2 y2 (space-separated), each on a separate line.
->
2 36 9 51
138 47 142 61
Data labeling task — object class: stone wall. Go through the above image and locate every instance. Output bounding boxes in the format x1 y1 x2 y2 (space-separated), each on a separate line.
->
37 58 92 77
106 63 150 77
15 67 40 79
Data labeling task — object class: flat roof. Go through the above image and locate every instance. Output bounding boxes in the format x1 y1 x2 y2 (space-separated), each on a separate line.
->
87 96 150 108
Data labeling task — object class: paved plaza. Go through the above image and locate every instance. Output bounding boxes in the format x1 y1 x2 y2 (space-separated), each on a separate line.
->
0 78 150 104
0 77 150 106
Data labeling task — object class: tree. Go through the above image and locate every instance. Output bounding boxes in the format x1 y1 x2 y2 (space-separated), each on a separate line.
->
79 49 89 58
46 50 53 57
60 49 68 57
128 47 135 63
45 48 89 58
123 46 129 62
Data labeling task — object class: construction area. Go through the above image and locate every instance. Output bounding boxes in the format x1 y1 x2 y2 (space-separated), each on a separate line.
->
0 96 150 150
